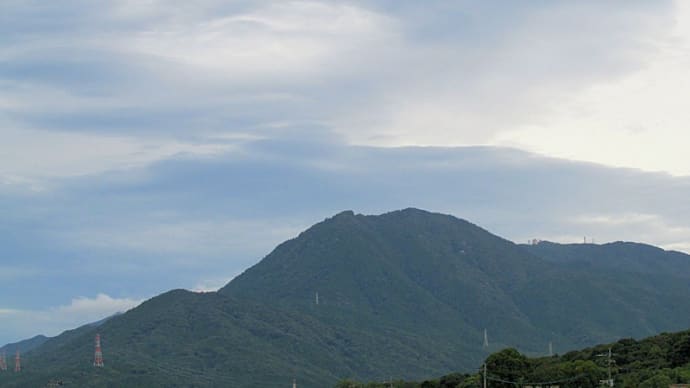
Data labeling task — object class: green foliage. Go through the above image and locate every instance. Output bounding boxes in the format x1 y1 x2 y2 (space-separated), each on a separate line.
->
671 334 690 367
639 373 673 388
486 348 529 384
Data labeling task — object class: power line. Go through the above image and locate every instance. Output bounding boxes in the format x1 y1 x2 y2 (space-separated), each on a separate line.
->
486 372 588 386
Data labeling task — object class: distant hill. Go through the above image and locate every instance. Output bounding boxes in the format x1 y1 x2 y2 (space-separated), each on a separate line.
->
3 209 690 387
0 312 122 361
0 335 49 357
524 240 690 277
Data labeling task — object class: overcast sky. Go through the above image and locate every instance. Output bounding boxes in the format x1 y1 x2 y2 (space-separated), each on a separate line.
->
1 0 690 345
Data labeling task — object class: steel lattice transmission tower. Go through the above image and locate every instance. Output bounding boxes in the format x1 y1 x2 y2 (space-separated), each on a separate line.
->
93 334 104 367
0 350 7 371
14 350 20 372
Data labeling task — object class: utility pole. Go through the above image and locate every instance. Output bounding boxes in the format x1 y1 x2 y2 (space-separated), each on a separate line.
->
483 363 487 388
597 347 615 387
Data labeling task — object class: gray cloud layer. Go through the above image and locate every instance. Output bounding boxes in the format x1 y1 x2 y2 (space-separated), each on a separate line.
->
1 0 688 343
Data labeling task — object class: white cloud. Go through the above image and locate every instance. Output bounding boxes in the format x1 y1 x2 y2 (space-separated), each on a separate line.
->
0 127 231 182
124 1 398 79
330 1 689 176
2 0 685 177
191 275 240 293
54 293 141 317
565 212 690 251
0 294 142 344
492 1 690 175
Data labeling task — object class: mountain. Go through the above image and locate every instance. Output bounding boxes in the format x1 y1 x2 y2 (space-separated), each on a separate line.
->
3 208 690 387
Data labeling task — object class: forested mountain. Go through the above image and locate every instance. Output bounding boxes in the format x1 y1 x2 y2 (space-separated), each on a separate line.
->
2 209 690 387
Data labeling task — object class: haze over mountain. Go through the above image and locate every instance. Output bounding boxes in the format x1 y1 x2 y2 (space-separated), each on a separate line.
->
3 209 690 387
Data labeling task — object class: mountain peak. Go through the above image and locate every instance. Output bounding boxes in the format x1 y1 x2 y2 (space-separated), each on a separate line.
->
331 209 356 218
220 207 541 320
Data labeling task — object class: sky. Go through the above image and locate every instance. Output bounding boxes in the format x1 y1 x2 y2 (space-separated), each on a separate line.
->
1 0 690 345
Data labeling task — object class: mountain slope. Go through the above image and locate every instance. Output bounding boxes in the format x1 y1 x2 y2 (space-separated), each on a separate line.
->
221 209 550 351
1 290 473 387
222 209 690 349
5 208 690 387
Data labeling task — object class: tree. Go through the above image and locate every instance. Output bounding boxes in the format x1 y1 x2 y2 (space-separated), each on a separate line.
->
670 334 690 367
485 348 530 387
439 372 467 388
639 373 672 388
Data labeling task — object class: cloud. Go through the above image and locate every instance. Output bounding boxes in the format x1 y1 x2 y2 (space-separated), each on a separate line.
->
191 275 241 293
0 128 232 181
0 294 142 345
125 1 398 78
569 213 690 252
492 1 690 175
332 1 678 149
53 293 141 316
2 0 685 181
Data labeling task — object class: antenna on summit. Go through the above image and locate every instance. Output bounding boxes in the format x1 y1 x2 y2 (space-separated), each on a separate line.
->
315 292 319 305
549 341 553 356
483 329 489 348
